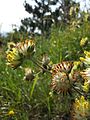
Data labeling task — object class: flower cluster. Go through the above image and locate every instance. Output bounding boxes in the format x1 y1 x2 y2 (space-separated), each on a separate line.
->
71 96 90 120
80 37 88 47
80 51 90 65
50 61 81 95
80 51 90 93
69 5 79 17
80 68 90 92
8 110 15 116
6 40 35 69
6 47 23 69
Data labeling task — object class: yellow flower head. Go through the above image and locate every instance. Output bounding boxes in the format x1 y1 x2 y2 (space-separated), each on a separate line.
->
80 68 90 92
71 96 90 120
80 37 88 47
8 110 14 116
80 51 90 65
80 57 85 61
80 68 90 82
6 47 22 69
82 81 90 92
6 40 35 69
74 96 89 111
84 51 90 58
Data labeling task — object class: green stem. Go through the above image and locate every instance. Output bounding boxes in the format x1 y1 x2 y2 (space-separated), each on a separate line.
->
30 74 38 99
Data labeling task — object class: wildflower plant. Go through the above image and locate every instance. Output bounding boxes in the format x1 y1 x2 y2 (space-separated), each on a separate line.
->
4 21 90 119
5 35 90 119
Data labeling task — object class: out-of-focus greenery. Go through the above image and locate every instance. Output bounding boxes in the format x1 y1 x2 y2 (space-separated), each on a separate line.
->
0 9 90 120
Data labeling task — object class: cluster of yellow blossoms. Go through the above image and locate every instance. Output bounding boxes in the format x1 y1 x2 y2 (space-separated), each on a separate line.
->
80 37 88 47
80 51 90 65
80 68 90 92
80 50 90 92
6 40 35 69
71 96 90 120
6 47 22 69
8 110 14 116
69 5 79 17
